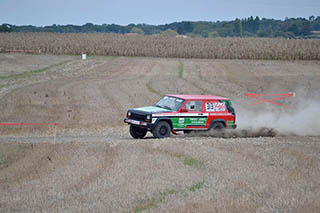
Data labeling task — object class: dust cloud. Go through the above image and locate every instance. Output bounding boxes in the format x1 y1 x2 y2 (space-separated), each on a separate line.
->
237 101 320 137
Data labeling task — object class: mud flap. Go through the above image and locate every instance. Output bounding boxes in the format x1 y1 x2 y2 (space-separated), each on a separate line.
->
171 130 181 135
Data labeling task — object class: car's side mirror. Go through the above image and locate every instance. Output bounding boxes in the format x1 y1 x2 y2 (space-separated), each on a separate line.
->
180 108 188 113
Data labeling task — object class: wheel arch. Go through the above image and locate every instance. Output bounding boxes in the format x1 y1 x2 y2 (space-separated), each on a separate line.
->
153 117 173 130
209 119 226 129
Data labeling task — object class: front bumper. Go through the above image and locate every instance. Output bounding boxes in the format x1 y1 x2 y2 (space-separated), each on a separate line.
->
124 118 154 129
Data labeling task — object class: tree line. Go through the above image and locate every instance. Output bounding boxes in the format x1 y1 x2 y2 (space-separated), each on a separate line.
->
1 16 320 38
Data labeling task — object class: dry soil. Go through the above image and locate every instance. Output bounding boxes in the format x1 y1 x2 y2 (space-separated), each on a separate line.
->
0 53 319 212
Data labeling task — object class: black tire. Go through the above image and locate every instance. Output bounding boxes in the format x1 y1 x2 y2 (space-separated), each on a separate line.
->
210 122 225 131
152 121 171 138
129 125 147 139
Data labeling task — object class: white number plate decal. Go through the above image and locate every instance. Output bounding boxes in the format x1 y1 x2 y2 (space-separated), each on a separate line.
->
205 102 226 112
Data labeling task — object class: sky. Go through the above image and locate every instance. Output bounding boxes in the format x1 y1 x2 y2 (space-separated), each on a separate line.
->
1 0 320 26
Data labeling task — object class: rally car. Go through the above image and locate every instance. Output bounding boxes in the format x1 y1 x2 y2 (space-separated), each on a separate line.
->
124 94 237 139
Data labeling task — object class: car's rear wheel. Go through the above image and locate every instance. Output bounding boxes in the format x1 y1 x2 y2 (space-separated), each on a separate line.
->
210 122 225 131
152 121 171 138
129 125 147 139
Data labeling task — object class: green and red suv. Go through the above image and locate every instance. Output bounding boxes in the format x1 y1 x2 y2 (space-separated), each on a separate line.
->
124 94 237 139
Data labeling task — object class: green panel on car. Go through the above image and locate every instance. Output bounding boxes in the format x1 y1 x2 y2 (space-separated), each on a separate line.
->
171 117 208 129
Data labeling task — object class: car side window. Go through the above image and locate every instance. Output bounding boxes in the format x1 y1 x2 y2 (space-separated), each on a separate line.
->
183 101 202 112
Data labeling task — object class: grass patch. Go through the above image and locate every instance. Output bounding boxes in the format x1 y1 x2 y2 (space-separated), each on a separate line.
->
179 61 184 79
183 157 205 168
160 150 205 169
134 199 157 213
0 159 5 166
184 158 197 166
0 68 50 80
188 181 205 192
30 67 47 74
0 84 9 89
0 72 35 80
146 81 162 96
0 60 70 80
133 181 205 212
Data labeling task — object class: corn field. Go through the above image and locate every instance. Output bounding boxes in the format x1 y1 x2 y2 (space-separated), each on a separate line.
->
0 32 320 60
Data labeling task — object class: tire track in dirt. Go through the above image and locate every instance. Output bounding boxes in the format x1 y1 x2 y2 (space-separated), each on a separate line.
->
96 58 159 125
145 61 167 97
146 81 163 97
184 60 256 99
182 60 219 95
145 59 204 96
218 61 264 94
0 59 108 113
113 58 159 105
0 143 61 184
65 144 119 192
99 85 125 126
0 142 121 212
0 58 134 132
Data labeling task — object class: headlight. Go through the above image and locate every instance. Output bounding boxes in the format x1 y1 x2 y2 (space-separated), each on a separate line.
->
127 112 131 118
146 115 151 120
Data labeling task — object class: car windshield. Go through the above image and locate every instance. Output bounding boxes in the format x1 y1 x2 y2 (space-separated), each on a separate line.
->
155 96 184 111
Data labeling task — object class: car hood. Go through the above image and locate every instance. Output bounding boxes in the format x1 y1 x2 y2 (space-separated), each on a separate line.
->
130 106 172 114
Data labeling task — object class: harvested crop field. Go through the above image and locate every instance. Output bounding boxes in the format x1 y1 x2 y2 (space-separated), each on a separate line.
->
0 53 320 212
1 33 320 60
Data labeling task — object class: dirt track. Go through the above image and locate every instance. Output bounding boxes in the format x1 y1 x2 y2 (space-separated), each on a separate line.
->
0 54 320 212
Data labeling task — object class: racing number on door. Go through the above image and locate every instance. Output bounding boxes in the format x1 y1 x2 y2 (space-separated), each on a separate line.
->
206 103 214 111
205 102 226 112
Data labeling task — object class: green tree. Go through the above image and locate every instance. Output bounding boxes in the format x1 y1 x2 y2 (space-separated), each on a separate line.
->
288 23 299 36
301 21 311 36
0 24 12 32
192 22 213 37
160 29 178 37
208 31 220 38
257 29 271 37
130 27 144 34
234 19 243 36
177 21 193 34
253 16 260 33
309 16 315 21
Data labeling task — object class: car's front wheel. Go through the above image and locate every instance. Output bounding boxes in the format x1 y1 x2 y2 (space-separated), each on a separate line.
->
129 125 147 139
152 121 171 138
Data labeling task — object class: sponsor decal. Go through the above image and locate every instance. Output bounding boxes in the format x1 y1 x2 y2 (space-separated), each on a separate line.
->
171 117 208 129
205 102 226 112
189 117 206 125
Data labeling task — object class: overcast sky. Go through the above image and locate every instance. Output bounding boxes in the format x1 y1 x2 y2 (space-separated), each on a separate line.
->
1 0 319 26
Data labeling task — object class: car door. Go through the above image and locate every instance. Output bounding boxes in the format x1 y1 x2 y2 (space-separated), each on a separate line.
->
181 101 207 129
204 100 228 128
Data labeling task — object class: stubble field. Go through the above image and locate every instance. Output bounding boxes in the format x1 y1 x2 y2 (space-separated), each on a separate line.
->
0 53 320 212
